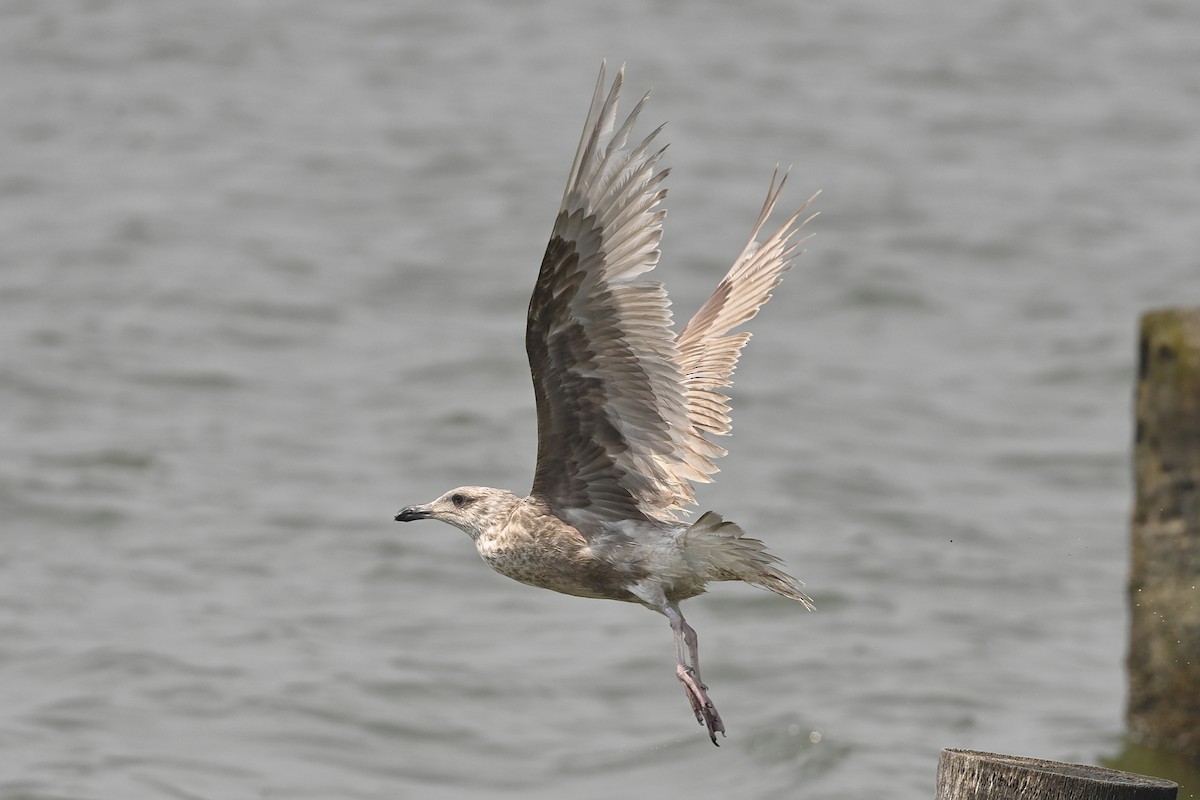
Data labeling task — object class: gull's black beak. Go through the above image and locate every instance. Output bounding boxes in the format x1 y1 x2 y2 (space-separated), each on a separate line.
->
395 506 431 522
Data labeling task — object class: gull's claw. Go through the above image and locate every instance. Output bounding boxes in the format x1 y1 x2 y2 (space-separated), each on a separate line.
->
676 664 725 745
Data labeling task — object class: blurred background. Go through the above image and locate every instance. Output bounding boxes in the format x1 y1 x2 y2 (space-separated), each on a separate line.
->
2 0 1198 797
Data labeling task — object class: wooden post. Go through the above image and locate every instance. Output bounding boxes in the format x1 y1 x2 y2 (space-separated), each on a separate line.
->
1128 308 1200 761
936 749 1177 800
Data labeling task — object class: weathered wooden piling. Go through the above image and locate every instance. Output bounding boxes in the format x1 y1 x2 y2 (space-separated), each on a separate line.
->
1128 308 1200 763
935 749 1178 800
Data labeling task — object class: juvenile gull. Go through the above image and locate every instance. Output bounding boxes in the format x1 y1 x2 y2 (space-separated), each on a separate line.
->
395 62 817 745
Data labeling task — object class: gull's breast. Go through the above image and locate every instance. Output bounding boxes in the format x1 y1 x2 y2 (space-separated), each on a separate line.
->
475 517 646 603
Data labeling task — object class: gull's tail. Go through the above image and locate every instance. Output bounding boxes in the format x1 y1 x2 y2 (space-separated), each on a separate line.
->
682 511 815 609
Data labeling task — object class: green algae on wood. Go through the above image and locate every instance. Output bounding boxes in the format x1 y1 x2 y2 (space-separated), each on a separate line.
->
1128 307 1200 765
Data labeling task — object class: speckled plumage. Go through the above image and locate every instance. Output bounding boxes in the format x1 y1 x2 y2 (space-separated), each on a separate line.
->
395 62 817 745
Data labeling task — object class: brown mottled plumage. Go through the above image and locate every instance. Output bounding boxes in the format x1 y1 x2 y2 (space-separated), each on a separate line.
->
395 62 818 745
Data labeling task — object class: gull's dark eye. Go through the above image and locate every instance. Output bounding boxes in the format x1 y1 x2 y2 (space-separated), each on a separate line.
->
451 493 467 508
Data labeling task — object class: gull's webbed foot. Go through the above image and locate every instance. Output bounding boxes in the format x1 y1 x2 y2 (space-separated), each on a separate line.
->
676 664 725 745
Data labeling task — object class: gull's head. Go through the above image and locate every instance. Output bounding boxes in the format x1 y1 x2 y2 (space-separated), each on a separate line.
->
394 486 520 540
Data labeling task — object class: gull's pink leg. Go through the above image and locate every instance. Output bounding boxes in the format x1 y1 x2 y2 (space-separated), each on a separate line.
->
665 603 725 745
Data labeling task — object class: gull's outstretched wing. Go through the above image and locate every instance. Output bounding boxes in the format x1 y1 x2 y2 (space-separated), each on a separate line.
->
676 173 819 444
527 64 815 524
527 63 722 523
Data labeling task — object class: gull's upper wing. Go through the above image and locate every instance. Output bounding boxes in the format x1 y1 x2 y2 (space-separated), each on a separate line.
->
527 63 721 523
676 173 818 445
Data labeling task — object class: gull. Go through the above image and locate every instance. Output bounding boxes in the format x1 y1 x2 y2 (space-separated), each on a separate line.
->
395 62 817 745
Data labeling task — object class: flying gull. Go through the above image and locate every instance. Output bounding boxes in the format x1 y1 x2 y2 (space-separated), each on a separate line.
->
395 62 817 745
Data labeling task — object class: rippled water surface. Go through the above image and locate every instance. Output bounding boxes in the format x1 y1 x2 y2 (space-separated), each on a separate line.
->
3 1 1199 798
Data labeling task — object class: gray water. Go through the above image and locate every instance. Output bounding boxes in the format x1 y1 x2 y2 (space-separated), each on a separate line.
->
3 1 1198 798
